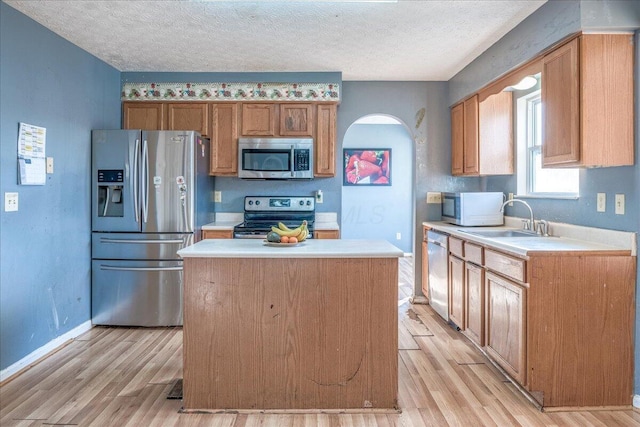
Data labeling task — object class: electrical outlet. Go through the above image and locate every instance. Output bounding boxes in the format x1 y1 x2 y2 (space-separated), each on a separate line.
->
426 192 442 204
214 191 222 203
597 193 606 212
396 232 401 240
508 193 514 206
615 194 625 215
315 190 323 204
5 192 18 212
46 157 54 174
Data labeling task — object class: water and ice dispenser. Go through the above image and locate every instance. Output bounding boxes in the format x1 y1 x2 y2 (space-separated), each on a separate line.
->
97 169 124 217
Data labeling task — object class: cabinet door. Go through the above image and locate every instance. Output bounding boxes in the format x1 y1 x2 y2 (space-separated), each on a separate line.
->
542 38 580 166
280 104 313 136
422 240 429 301
165 103 209 136
210 103 239 176
450 103 464 176
201 230 233 239
315 104 337 177
123 102 164 130
463 262 484 347
485 271 526 385
579 34 634 167
314 230 339 239
463 95 479 175
448 255 465 329
241 103 276 136
479 91 513 175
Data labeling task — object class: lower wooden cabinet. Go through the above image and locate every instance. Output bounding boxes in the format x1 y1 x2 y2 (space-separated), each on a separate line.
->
484 271 527 386
463 261 484 346
448 254 465 329
421 239 429 300
314 229 339 239
438 230 635 408
201 230 233 239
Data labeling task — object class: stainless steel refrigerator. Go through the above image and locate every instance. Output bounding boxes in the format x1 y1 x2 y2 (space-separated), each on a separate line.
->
91 130 213 326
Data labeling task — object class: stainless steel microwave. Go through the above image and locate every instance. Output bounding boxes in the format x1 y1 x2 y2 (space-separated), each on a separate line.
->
441 192 504 226
238 138 314 179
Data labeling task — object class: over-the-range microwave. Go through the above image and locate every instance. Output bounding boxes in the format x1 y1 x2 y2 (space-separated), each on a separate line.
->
238 137 314 179
441 192 504 226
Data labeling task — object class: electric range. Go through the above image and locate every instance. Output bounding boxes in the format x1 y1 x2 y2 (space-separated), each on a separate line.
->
233 196 315 239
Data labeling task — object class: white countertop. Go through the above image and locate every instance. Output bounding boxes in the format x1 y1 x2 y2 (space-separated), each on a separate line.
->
201 212 340 231
178 238 403 258
423 219 636 257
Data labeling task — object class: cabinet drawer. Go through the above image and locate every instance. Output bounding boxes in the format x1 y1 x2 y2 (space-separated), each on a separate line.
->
449 237 464 258
464 242 483 265
484 249 525 282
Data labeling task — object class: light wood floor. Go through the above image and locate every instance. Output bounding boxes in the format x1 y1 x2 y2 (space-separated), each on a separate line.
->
2 257 639 426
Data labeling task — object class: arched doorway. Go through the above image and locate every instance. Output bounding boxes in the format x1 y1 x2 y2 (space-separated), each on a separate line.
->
341 114 414 254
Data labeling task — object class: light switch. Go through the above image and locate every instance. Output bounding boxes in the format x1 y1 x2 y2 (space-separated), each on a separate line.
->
5 192 18 212
214 191 222 203
46 157 54 174
596 193 606 212
615 194 625 215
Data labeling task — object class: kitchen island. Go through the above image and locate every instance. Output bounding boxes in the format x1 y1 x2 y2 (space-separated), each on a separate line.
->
177 239 403 412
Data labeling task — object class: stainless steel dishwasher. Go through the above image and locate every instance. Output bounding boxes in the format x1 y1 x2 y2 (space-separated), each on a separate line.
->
427 230 449 321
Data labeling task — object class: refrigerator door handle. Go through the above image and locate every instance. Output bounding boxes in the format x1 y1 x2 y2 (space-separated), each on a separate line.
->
99 265 183 272
132 138 140 223
142 139 149 223
99 238 185 244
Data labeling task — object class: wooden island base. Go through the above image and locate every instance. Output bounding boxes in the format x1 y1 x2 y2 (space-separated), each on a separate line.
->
182 256 399 411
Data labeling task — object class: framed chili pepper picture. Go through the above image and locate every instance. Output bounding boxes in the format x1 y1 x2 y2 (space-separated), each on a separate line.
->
343 149 391 186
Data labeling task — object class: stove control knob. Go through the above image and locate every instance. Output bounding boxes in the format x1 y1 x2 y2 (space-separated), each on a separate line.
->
306 200 311 206
248 200 253 205
256 200 261 205
299 200 304 206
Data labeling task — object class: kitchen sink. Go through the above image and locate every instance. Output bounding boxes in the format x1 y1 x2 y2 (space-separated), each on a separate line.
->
460 229 542 238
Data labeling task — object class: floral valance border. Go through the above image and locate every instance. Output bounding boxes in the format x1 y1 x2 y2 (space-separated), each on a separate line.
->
121 82 340 102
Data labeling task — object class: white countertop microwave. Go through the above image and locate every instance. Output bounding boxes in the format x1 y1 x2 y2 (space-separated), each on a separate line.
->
441 192 504 226
238 138 314 179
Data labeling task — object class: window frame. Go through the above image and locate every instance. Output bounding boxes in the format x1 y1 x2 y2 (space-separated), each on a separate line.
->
516 90 579 199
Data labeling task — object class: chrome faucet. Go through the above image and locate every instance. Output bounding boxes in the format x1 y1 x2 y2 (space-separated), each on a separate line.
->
500 199 535 232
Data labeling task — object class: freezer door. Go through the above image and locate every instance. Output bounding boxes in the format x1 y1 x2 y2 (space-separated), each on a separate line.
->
92 232 193 260
143 131 197 233
91 259 183 326
92 130 142 232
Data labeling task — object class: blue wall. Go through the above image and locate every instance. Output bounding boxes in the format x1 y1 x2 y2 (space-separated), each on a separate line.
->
0 2 121 371
448 0 640 395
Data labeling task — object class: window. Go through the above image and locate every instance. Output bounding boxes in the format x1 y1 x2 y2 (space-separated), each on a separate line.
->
516 90 579 197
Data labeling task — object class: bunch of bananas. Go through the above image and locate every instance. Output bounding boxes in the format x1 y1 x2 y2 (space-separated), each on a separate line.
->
270 220 309 242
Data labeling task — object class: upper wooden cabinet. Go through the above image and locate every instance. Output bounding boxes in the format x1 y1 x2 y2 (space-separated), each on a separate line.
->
123 100 338 177
209 103 238 176
315 104 337 177
123 102 164 130
451 92 513 177
241 103 277 136
451 95 479 176
542 34 634 167
280 104 314 136
165 103 209 136
479 91 513 175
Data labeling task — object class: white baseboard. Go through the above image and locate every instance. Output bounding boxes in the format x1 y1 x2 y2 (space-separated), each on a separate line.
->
0 320 93 383
633 394 640 409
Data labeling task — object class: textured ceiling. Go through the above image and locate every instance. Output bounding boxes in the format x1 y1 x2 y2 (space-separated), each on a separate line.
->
3 0 547 81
